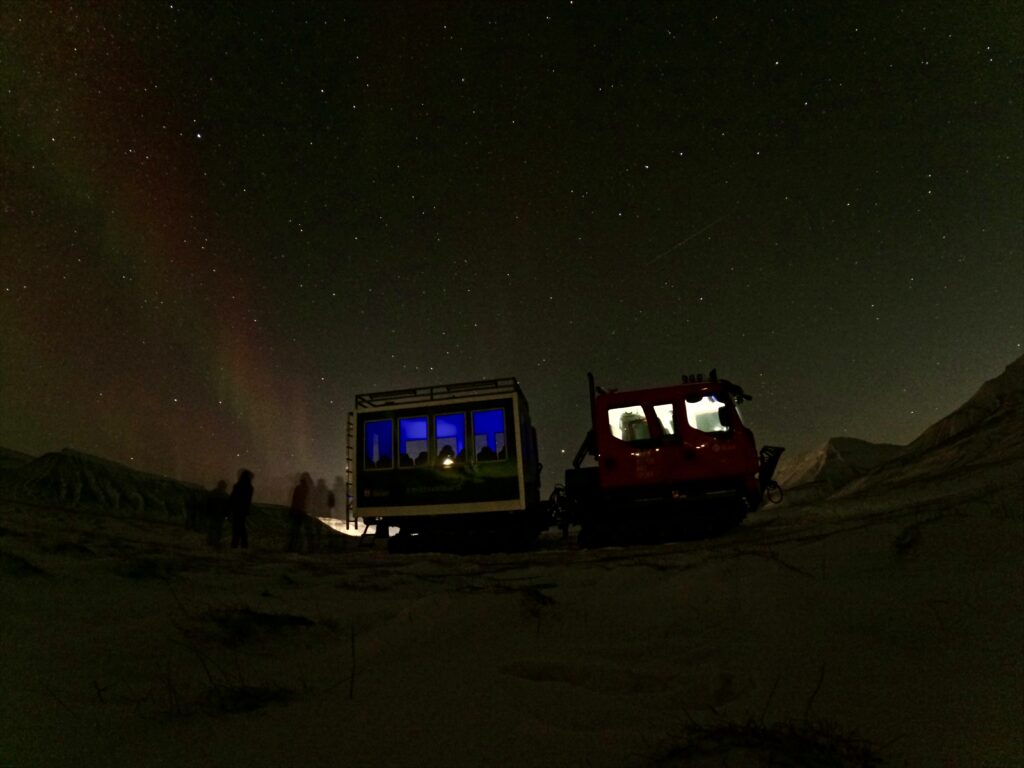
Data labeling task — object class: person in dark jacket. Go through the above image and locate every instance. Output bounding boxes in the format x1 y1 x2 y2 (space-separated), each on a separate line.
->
288 472 312 553
229 469 254 549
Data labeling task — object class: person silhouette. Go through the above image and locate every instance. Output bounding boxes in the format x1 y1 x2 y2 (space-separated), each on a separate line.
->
288 472 313 553
229 469 254 549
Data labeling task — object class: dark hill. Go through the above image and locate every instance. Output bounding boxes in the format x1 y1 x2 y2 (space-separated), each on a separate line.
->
0 448 204 520
0 447 35 472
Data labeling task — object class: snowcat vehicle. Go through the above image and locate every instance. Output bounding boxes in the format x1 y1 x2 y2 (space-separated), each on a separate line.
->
346 378 545 545
559 370 783 540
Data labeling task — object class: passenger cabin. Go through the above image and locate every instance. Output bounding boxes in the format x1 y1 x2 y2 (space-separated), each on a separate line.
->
351 378 542 532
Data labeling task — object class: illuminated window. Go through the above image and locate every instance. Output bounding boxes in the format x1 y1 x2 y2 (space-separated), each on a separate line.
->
608 406 650 442
684 395 729 433
399 416 429 466
473 409 506 461
435 413 466 465
653 403 675 435
364 420 393 469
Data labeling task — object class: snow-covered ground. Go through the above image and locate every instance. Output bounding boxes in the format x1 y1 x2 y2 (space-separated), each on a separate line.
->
3 355 1021 766
2 470 1020 767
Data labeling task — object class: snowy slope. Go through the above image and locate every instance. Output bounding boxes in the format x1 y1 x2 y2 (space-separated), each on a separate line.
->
774 437 905 492
906 353 1024 456
777 354 1023 504
835 355 1024 500
838 400 1023 501
1 470 1020 767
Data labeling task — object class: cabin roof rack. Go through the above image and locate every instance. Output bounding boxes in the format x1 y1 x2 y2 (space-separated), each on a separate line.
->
355 377 522 408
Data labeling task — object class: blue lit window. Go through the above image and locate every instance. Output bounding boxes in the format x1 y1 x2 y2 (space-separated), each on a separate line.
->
399 416 429 467
364 420 393 469
435 413 466 464
472 409 506 461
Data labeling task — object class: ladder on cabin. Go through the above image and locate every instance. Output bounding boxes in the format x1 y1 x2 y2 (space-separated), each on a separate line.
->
344 412 355 530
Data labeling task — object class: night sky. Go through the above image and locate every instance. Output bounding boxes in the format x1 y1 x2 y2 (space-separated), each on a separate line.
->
2 2 1021 501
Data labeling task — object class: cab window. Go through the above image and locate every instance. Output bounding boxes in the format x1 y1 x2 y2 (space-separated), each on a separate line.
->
653 403 675 436
608 406 650 442
684 395 729 433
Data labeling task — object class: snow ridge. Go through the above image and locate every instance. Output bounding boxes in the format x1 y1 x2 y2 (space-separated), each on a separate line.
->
777 353 1024 503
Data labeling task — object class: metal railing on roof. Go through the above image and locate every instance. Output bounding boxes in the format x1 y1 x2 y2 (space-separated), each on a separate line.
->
354 377 521 408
